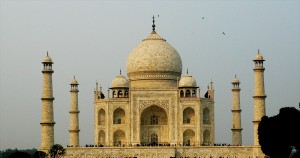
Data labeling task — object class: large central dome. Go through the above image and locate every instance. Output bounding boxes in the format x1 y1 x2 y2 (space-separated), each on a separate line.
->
126 31 182 81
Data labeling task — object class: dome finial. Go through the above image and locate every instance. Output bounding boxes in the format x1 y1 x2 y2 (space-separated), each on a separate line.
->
187 68 189 74
258 49 260 54
47 51 49 56
74 75 75 79
120 68 122 75
152 15 156 32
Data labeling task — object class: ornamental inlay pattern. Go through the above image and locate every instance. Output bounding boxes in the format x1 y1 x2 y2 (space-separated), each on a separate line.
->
113 127 126 133
113 104 126 111
182 104 195 110
139 100 169 112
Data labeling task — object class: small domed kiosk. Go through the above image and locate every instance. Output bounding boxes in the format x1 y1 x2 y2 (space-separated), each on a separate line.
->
110 70 129 98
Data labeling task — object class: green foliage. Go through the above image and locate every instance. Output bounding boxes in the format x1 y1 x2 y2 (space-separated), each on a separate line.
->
0 148 37 158
49 144 66 158
8 151 31 158
32 151 47 158
258 107 300 158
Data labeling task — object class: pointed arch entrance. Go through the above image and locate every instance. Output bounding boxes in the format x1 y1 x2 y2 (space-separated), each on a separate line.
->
98 130 105 146
203 129 211 146
113 130 125 146
183 129 195 146
140 105 168 145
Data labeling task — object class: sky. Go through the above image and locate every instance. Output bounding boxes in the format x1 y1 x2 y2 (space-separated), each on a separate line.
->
0 0 299 150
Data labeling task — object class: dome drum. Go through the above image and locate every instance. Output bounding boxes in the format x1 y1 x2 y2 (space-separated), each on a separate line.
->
130 79 178 89
127 71 181 81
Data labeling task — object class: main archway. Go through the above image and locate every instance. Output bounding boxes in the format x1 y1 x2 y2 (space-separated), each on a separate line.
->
140 105 168 145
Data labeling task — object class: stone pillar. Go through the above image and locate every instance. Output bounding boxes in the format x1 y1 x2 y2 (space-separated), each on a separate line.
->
253 50 266 146
208 80 215 144
231 75 242 145
208 80 214 100
69 77 80 147
40 53 55 152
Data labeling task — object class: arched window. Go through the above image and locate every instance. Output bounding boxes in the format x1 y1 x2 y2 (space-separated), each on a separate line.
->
150 115 158 125
113 108 125 124
192 90 196 97
180 90 184 97
183 107 195 124
203 108 210 124
183 129 195 146
98 109 105 125
203 130 210 145
151 133 158 145
124 91 128 98
98 130 105 145
186 90 191 97
117 90 123 98
113 130 125 146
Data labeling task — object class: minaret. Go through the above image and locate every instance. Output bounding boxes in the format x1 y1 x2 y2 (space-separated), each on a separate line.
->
208 79 214 100
40 52 55 152
69 76 80 147
253 50 266 146
231 75 242 145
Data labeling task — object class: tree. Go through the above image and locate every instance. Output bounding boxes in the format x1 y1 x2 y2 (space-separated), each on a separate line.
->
33 151 47 158
8 151 31 158
49 144 66 158
0 148 37 158
258 107 300 158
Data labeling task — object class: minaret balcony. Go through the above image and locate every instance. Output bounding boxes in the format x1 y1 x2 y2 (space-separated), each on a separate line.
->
42 70 54 73
253 67 265 71
253 95 267 98
69 111 80 114
69 129 80 133
70 89 79 92
231 128 243 131
40 122 55 125
41 97 55 100
231 109 242 112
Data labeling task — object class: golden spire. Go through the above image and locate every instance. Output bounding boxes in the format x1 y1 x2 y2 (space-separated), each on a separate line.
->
152 15 156 33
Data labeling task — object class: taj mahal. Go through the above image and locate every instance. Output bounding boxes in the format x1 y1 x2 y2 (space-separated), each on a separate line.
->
39 17 267 157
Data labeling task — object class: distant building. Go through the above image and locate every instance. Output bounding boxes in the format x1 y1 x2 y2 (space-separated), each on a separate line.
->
40 17 266 157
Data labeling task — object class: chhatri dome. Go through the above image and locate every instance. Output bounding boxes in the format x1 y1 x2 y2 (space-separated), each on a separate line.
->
126 16 182 82
43 52 53 63
179 70 197 87
111 70 129 88
254 49 264 61
232 75 240 84
71 76 78 85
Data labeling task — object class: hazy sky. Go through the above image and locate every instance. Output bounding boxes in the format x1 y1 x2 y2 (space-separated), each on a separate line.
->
0 0 299 150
